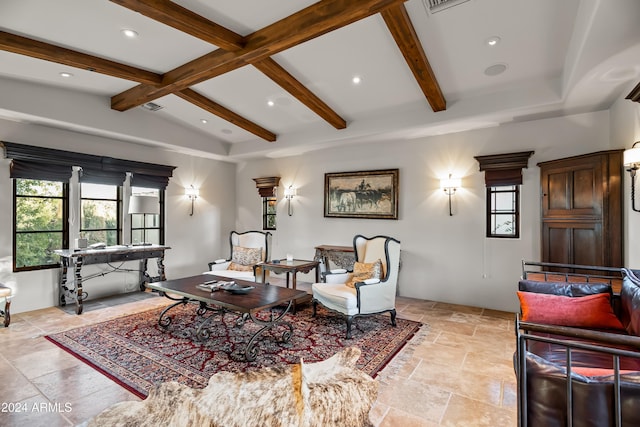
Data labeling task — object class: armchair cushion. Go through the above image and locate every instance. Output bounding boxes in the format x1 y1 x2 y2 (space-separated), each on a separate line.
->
229 246 263 271
311 283 359 315
346 260 382 288
228 262 252 271
325 272 350 284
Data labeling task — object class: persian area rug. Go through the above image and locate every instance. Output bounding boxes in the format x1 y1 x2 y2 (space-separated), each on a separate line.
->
45 303 422 398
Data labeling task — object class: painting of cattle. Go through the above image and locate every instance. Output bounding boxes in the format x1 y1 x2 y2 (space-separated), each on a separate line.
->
324 169 399 219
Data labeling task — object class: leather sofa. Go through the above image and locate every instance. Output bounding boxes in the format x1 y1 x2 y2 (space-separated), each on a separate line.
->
516 267 640 427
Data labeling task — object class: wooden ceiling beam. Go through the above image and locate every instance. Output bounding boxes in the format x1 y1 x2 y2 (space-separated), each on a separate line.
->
253 58 347 130
109 0 245 51
0 31 162 85
111 0 408 111
381 4 446 112
112 1 345 132
175 89 276 142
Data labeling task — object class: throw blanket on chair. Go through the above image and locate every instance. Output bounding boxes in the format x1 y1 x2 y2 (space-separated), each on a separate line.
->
87 347 378 427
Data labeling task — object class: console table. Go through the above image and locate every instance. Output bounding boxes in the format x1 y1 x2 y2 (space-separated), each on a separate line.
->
314 245 355 279
54 244 170 314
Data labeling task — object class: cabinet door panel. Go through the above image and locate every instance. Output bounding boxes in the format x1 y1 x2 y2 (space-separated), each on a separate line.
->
539 150 623 268
548 173 569 210
541 156 603 218
573 168 599 211
542 222 603 266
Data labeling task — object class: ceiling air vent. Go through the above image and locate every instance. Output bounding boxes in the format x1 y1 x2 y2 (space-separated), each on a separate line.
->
424 0 472 13
140 101 164 112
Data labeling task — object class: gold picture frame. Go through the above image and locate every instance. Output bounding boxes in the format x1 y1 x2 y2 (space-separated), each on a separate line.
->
324 169 399 219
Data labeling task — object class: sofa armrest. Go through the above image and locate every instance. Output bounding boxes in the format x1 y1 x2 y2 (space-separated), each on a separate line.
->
517 318 640 349
325 272 349 284
354 278 381 287
209 259 231 271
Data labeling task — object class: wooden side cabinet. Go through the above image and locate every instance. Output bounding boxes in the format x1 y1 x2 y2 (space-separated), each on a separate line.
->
538 150 623 268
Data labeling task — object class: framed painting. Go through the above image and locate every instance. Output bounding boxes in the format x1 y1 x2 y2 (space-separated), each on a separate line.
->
324 169 399 219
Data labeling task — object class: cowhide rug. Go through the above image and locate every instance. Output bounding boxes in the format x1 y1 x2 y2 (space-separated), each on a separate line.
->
87 347 377 427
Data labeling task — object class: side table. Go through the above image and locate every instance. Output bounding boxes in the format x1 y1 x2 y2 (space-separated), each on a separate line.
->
259 259 319 311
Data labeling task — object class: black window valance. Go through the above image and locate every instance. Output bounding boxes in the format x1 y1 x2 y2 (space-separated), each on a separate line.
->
79 168 126 185
131 173 170 190
2 141 175 189
10 159 73 181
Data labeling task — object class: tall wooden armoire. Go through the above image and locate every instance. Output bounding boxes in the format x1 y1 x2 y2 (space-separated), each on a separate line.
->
538 150 624 268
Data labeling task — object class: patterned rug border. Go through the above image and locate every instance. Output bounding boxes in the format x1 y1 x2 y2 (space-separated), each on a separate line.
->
45 304 423 399
374 323 431 384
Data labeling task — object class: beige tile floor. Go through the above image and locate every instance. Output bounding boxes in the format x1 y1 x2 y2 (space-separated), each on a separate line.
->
0 284 518 427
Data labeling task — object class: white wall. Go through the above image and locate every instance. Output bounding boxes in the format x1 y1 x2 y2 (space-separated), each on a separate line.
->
0 119 237 313
1 108 633 315
610 94 640 267
236 111 621 313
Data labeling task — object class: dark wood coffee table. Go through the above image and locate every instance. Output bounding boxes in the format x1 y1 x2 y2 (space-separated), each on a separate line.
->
146 274 307 361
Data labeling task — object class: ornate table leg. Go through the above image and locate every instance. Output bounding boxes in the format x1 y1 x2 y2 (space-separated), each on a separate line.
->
157 255 166 281
74 257 84 315
140 258 150 291
243 301 294 362
59 258 70 306
157 293 189 328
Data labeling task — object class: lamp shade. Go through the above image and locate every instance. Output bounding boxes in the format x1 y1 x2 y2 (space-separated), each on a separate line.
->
128 195 159 214
185 186 199 198
284 185 297 198
440 176 461 189
624 147 640 167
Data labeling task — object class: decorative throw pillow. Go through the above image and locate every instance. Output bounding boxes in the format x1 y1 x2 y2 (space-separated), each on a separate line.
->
518 279 612 297
345 259 382 288
228 262 253 271
229 246 262 271
517 291 624 330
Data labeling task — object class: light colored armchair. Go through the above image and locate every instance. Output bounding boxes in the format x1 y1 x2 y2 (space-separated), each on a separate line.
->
312 234 401 339
205 230 272 282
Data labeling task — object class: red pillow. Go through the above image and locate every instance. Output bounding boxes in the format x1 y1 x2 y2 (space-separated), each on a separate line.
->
517 291 624 330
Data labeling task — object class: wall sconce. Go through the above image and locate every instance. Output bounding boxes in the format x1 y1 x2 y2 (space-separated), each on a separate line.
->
440 174 461 216
624 141 640 212
284 185 297 216
185 185 199 216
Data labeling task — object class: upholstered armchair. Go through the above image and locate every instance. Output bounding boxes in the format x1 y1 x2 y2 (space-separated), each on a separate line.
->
205 230 272 282
312 234 401 339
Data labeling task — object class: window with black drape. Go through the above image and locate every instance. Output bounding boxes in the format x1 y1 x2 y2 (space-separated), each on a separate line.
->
11 160 72 271
3 141 175 272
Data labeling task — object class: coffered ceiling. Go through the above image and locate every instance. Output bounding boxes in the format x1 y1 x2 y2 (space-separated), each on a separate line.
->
0 0 639 161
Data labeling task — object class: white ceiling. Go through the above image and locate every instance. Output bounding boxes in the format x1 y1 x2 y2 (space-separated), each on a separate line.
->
0 0 639 161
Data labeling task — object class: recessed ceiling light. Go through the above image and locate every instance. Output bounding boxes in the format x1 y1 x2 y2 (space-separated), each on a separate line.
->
200 119 208 124
121 29 138 38
59 72 73 78
352 76 362 84
484 63 508 76
485 36 501 47
267 100 275 107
